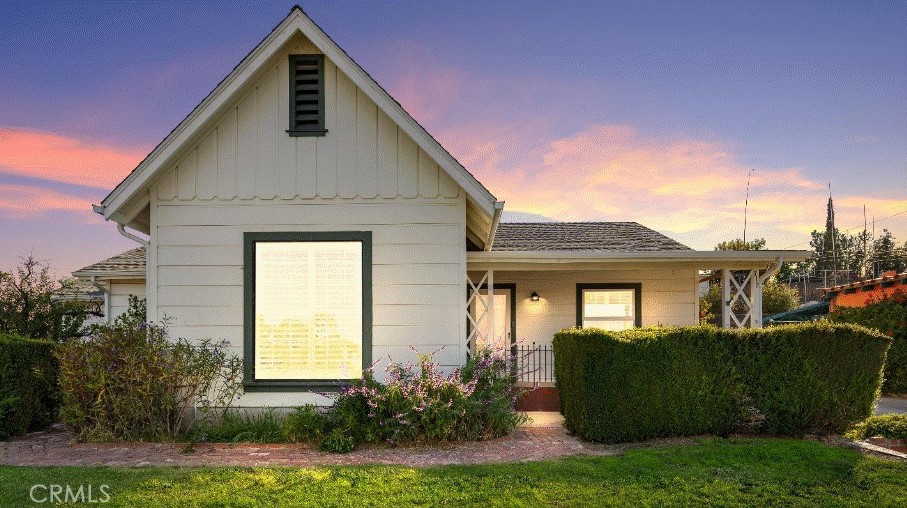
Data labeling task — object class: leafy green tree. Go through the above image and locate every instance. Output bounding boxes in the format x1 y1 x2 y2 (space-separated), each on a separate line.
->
714 238 766 251
0 257 90 341
870 229 907 275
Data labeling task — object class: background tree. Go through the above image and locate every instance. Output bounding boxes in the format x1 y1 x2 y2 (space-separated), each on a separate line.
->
870 229 907 275
714 238 766 251
0 257 90 341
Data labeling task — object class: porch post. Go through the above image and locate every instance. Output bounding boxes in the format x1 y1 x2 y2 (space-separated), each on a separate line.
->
721 268 761 329
487 270 494 350
721 268 731 329
752 270 763 328
466 271 489 355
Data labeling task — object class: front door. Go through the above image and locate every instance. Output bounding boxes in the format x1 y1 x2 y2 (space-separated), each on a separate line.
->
468 284 516 354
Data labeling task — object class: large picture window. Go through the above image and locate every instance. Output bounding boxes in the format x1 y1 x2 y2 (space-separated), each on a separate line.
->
576 283 642 330
244 232 371 390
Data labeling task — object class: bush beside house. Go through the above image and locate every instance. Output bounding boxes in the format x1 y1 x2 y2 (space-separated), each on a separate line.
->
55 297 523 450
0 333 59 440
56 297 243 442
554 323 889 444
829 293 907 395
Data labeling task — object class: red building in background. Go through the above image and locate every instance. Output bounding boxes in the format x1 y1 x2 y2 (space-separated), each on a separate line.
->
824 271 907 311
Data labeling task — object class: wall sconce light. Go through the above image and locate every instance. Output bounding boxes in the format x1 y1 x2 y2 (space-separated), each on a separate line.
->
530 291 540 302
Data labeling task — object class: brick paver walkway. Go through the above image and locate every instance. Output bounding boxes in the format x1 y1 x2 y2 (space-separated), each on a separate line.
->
0 413 619 468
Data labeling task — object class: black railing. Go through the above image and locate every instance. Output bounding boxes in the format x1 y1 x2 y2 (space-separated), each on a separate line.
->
514 342 555 384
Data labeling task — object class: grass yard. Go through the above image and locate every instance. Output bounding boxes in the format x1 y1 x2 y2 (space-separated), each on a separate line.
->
2 438 905 507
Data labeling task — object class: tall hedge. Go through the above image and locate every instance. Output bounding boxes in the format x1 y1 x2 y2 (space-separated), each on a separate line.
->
553 323 889 443
0 333 58 439
829 294 907 395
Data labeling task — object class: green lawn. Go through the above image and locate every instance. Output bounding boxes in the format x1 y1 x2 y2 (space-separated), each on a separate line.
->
2 439 905 507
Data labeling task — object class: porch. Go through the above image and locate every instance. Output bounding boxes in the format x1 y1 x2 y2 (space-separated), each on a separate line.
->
466 250 807 409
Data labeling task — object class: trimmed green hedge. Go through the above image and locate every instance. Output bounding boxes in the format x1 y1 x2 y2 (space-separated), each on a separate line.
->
829 295 907 395
847 413 907 440
554 323 889 443
0 333 58 439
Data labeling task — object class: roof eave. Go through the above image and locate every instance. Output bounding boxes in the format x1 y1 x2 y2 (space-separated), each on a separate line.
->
102 8 497 221
467 249 811 266
72 271 146 281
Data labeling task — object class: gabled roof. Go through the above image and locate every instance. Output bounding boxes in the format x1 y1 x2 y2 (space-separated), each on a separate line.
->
492 222 692 252
99 6 499 225
72 247 146 279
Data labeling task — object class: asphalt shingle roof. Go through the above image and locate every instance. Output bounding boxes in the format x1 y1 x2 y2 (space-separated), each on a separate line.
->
73 222 690 277
53 280 104 301
73 247 147 276
491 222 692 252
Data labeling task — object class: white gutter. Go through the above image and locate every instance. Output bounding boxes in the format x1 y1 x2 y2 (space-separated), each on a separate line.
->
759 256 784 283
484 201 505 251
468 250 810 264
117 223 149 248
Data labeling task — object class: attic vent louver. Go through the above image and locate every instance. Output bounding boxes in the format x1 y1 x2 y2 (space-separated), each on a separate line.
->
287 54 326 136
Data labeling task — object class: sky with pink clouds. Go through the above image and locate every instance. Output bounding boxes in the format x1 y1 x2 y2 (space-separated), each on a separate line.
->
1 1 905 277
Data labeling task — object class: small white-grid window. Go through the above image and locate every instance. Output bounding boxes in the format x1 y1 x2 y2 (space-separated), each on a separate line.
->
578 285 640 330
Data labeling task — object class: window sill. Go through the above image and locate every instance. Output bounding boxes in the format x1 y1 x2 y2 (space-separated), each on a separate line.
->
243 380 353 392
287 129 328 137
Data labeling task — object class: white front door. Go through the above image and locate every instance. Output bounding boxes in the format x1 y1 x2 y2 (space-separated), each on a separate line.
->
470 287 513 353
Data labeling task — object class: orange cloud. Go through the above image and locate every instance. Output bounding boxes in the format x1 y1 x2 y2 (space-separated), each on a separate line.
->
0 128 147 189
443 123 906 249
383 41 469 125
0 183 93 218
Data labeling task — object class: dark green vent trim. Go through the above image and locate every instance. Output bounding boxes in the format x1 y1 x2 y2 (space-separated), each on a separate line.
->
575 283 643 328
243 231 372 391
288 54 326 136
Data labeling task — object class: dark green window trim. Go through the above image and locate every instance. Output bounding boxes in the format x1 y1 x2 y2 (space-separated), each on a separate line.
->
576 283 642 328
287 54 327 136
243 231 372 391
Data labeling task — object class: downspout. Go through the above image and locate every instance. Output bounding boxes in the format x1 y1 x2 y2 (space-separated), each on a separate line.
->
89 275 111 322
117 223 149 248
484 201 505 252
760 256 784 283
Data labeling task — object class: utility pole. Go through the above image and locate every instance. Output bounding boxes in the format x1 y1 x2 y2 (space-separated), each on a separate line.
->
743 169 754 243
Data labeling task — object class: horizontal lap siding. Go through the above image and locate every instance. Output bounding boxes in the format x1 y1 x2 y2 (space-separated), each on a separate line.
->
475 269 698 346
108 282 146 320
155 201 466 348
147 33 470 407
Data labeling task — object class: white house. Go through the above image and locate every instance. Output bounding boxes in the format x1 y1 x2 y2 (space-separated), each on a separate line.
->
74 6 809 407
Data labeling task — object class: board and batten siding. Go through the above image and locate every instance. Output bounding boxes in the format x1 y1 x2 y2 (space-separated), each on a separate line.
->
475 269 700 346
146 34 467 407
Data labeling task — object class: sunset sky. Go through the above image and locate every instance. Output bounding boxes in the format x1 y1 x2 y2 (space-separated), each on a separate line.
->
1 1 905 277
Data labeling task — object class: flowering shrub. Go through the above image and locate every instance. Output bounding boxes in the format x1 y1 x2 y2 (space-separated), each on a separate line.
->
56 297 243 442
324 347 525 449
